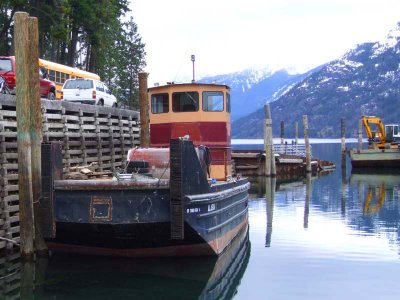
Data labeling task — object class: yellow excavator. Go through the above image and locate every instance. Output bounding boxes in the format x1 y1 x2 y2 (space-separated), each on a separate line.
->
361 115 400 149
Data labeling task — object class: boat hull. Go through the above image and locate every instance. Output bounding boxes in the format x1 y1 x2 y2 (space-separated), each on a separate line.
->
46 180 249 257
42 138 250 257
349 148 400 168
46 218 248 257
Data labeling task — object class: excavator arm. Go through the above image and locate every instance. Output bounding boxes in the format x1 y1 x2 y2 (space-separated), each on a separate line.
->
361 116 386 148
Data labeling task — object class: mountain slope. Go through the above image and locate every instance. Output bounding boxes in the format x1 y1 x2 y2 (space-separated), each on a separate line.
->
200 68 313 121
233 22 400 139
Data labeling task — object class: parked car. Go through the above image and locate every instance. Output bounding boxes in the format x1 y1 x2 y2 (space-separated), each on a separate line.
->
0 56 56 99
61 78 117 107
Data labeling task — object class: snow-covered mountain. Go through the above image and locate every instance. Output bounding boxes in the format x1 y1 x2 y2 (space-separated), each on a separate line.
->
233 22 400 138
199 67 317 121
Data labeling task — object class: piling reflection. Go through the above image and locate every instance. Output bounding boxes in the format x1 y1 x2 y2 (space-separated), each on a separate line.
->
262 176 316 247
304 174 312 229
265 177 276 247
16 228 250 300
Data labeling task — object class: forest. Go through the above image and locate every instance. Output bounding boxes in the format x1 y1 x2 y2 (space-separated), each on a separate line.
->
0 0 146 108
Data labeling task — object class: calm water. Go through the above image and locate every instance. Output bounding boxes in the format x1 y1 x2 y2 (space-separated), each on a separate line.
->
1 142 400 299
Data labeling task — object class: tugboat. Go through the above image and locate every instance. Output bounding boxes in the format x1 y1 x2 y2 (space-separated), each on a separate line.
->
42 81 250 257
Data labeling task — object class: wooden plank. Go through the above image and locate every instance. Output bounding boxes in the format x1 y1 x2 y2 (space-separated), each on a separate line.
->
3 195 19 202
84 150 99 156
232 152 261 159
81 116 96 123
0 110 17 118
235 165 259 170
0 120 17 128
62 115 80 122
43 112 62 120
43 132 64 138
43 123 64 130
65 149 83 155
81 124 97 131
3 205 19 214
0 132 17 138
64 132 81 138
278 158 304 164
64 123 80 131
1 185 19 193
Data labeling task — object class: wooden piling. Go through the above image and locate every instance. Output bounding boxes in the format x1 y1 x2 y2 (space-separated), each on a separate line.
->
139 72 150 147
27 16 47 254
340 118 347 174
303 115 311 173
280 121 284 145
295 121 298 145
358 118 363 150
264 104 276 176
15 11 35 259
341 118 346 153
264 105 272 176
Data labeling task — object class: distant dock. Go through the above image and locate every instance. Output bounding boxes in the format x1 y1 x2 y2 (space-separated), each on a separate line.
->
232 143 335 180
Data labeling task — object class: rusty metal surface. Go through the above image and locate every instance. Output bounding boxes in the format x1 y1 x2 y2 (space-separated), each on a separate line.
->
54 179 169 190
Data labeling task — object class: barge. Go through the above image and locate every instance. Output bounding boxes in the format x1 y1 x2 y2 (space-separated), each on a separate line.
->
41 82 249 257
349 115 400 168
349 148 400 168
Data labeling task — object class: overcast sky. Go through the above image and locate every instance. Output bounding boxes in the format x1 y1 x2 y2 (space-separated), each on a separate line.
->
129 0 400 86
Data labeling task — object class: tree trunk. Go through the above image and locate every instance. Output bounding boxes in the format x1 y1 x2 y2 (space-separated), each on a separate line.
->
68 26 78 67
88 44 98 73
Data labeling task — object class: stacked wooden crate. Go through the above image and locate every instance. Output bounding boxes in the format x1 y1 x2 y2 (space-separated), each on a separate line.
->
41 100 140 172
0 101 20 250
0 96 140 249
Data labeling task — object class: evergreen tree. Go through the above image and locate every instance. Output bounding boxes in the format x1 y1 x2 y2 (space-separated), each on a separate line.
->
0 0 146 107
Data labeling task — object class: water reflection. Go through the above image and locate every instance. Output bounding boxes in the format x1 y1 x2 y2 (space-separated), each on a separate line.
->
236 143 400 300
265 178 276 247
347 169 400 259
8 228 250 300
257 167 400 254
0 252 20 299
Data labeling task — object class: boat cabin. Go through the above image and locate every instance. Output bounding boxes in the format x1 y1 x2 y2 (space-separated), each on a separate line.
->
148 83 232 180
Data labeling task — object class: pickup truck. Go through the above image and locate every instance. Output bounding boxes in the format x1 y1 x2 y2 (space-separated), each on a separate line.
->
0 56 56 99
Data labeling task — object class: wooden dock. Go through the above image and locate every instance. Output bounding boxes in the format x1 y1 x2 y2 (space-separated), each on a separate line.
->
232 144 334 180
0 95 140 251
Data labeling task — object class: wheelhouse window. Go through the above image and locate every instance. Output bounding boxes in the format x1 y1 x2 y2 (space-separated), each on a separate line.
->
151 93 169 113
202 91 224 112
172 92 199 112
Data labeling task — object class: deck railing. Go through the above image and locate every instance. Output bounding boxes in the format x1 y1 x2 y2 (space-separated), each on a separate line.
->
273 144 310 157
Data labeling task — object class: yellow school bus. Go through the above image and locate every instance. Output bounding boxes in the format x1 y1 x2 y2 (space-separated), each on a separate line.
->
39 59 100 99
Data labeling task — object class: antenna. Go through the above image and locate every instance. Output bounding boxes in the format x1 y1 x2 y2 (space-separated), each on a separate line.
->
191 54 195 83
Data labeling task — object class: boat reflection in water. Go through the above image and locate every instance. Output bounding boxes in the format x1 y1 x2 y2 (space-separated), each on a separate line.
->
350 169 400 216
12 226 250 299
